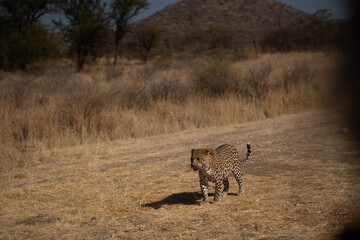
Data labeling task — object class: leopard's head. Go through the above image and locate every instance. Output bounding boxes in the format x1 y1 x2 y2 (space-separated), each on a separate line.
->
190 148 215 171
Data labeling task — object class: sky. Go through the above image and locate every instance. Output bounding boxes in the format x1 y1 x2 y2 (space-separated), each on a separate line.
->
134 0 351 21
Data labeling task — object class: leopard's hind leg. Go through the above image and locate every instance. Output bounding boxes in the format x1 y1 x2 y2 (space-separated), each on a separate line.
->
233 162 244 196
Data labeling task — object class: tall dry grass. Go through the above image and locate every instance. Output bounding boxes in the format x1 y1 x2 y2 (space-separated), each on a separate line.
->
0 52 340 170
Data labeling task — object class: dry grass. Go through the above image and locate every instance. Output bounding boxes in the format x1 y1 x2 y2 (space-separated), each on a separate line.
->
0 111 359 239
0 52 340 171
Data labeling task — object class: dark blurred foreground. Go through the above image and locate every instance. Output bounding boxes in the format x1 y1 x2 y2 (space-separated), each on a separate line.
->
337 2 360 239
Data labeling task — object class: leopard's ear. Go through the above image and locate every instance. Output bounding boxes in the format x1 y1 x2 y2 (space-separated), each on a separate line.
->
191 149 195 154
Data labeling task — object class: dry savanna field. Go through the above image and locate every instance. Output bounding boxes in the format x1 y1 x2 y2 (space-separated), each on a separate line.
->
0 52 338 170
1 52 360 239
1 111 360 239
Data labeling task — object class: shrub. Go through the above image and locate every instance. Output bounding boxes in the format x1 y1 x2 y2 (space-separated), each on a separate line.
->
191 59 240 97
150 77 191 102
282 61 314 93
118 83 151 110
244 60 273 101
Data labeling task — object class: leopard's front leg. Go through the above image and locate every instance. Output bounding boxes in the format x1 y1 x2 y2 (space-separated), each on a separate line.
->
199 173 209 204
213 178 224 203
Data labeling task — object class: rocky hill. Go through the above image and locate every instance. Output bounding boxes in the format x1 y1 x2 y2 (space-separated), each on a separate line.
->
135 0 309 47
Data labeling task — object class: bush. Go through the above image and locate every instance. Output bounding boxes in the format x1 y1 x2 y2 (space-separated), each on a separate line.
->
282 61 314 93
191 59 240 97
150 77 191 102
119 83 151 110
244 60 273 101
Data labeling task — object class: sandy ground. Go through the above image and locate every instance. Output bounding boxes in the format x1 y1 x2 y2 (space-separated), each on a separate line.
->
1 110 360 239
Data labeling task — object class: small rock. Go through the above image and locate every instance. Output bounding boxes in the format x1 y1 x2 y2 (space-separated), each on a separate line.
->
343 128 350 133
91 215 106 221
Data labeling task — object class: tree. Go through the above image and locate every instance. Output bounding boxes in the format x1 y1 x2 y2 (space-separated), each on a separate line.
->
109 0 149 66
0 0 59 70
307 9 334 49
260 25 293 52
55 0 109 71
128 25 162 62
0 0 57 29
260 9 344 52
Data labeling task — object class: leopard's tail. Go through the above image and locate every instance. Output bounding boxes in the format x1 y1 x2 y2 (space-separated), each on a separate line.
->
241 143 251 163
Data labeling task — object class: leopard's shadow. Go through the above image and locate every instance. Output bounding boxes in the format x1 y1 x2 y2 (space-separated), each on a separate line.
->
141 192 210 209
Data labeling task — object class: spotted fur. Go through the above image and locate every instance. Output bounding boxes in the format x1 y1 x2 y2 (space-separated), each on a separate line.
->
190 143 251 203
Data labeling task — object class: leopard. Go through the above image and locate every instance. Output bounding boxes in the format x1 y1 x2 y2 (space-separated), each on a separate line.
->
190 143 251 204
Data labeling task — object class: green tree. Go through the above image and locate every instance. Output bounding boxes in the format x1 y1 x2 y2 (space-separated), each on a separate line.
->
0 0 59 70
109 0 149 66
55 0 109 71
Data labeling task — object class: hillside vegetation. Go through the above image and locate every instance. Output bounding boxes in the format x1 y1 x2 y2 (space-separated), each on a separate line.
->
135 0 308 47
0 52 340 171
1 0 348 71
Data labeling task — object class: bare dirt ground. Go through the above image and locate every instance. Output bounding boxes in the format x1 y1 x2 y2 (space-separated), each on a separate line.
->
1 110 360 239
